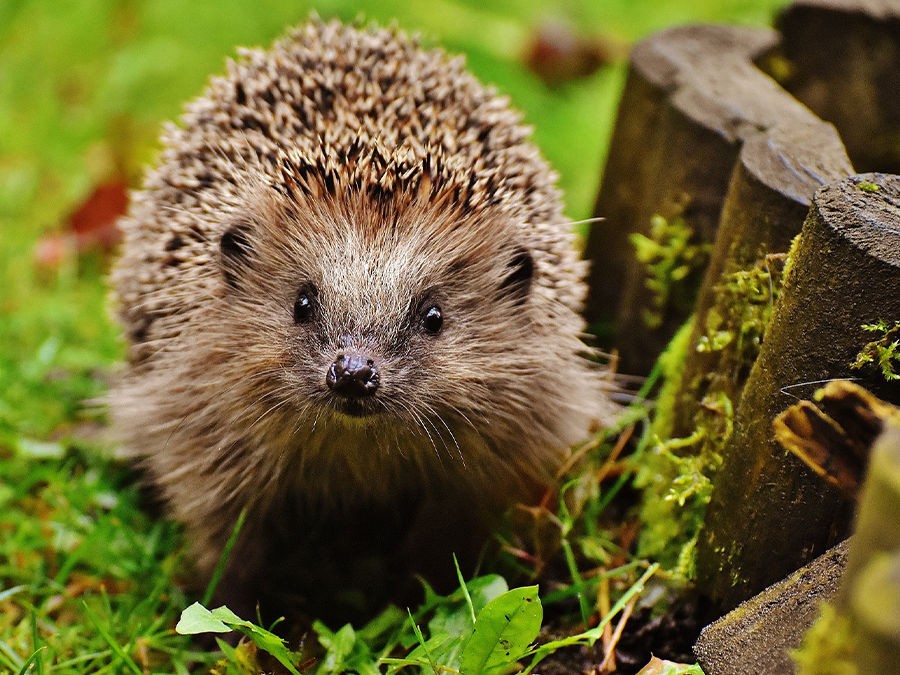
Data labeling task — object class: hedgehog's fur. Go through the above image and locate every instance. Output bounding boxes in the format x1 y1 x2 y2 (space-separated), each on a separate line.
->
111 19 611 615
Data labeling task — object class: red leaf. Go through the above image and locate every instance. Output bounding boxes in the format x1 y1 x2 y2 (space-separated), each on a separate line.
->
36 180 128 267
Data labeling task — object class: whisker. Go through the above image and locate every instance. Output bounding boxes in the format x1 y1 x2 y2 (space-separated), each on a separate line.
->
397 399 440 461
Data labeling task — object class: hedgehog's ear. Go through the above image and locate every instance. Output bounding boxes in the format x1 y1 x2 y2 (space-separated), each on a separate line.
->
219 222 255 288
500 245 534 303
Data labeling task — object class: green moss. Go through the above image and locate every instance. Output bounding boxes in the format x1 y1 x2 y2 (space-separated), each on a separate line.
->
648 317 696 442
697 254 786 367
635 254 786 573
633 319 721 572
630 212 711 330
792 603 857 675
857 180 880 193
851 320 900 382
635 389 733 573
780 232 803 289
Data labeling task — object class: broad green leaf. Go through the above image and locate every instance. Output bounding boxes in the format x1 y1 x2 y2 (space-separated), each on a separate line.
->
405 633 465 671
209 605 246 626
466 575 510 614
178 603 301 675
430 574 509 638
460 586 542 675
175 602 232 634
636 656 705 674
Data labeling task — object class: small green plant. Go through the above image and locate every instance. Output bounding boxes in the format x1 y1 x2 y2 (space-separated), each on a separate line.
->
175 558 662 673
636 254 785 573
851 320 900 382
394 581 542 674
635 391 731 577
177 603 306 674
630 213 710 330
176 572 541 674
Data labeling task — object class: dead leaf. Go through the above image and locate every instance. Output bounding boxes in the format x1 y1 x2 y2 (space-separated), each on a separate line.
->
35 180 127 266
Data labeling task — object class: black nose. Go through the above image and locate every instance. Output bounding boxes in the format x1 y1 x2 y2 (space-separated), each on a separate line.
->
326 354 379 398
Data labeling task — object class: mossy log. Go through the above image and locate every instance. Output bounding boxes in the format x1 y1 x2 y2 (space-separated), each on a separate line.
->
584 24 831 375
693 539 850 675
694 391 900 671
634 125 851 566
769 0 900 174
666 123 851 441
696 173 900 614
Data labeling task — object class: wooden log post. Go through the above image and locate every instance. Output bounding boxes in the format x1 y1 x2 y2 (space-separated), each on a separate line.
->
694 383 898 672
634 124 851 566
696 173 900 614
584 24 833 375
665 123 852 442
768 0 900 174
694 539 851 675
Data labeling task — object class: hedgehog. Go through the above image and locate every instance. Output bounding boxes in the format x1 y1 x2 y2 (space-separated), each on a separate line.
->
110 19 612 617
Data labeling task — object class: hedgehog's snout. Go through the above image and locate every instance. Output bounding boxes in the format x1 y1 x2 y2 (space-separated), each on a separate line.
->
326 352 380 399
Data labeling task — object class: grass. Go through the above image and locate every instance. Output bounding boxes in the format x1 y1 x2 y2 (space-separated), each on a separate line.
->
1 0 787 671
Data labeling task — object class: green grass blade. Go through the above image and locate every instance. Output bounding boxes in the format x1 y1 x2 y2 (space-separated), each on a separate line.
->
452 555 476 629
16 647 45 675
202 507 247 606
81 600 143 675
26 610 44 675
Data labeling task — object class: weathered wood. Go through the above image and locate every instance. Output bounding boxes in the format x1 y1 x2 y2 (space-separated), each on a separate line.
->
696 173 900 614
634 124 851 565
773 380 899 499
584 24 832 375
770 0 900 174
666 123 852 440
695 400 900 671
694 539 851 675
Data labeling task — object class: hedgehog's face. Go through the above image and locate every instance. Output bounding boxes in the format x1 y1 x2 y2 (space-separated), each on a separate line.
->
216 195 544 445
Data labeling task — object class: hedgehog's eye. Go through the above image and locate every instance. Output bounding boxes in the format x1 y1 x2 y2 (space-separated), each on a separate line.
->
293 288 316 324
422 305 443 334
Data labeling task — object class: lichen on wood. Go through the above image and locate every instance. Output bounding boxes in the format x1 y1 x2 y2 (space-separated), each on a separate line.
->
696 173 900 614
